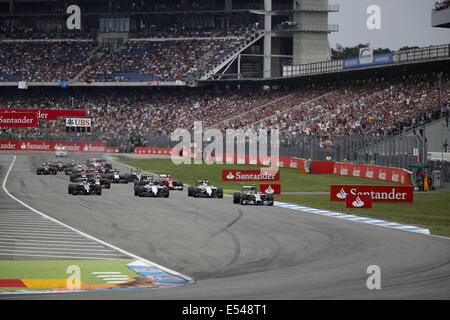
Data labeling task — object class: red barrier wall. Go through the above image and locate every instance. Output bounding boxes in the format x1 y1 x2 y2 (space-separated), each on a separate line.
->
333 162 411 185
311 161 335 174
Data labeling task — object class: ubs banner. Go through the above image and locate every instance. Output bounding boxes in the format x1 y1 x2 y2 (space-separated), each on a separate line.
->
0 140 106 153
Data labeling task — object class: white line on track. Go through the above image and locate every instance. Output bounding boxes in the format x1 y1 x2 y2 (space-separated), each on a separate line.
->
0 236 98 243
0 241 105 248
0 222 70 227
0 227 84 233
92 272 123 274
0 253 126 259
2 155 195 284
0 248 123 256
0 245 116 252
0 231 91 238
0 234 101 241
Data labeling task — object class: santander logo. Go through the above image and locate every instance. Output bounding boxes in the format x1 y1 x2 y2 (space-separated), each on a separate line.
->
336 188 347 199
226 172 235 180
264 185 275 194
352 196 365 207
83 144 89 152
21 142 27 150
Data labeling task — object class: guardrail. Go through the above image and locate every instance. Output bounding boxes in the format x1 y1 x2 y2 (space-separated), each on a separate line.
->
274 24 339 33
283 44 450 77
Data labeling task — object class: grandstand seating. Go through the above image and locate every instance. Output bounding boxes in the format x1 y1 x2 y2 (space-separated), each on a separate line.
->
1 72 448 149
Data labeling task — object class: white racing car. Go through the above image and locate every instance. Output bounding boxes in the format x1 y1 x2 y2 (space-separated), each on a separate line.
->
188 179 223 198
233 186 274 206
134 180 169 197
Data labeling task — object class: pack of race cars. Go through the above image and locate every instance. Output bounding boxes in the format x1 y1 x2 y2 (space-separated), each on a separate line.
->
37 157 275 205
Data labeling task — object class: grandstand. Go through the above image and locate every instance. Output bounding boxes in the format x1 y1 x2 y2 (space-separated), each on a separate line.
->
0 0 449 182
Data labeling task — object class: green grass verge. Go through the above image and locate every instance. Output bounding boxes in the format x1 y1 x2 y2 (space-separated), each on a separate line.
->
0 259 136 291
117 157 450 237
118 157 399 193
275 193 450 237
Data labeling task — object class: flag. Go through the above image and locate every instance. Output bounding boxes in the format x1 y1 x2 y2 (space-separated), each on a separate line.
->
18 81 28 89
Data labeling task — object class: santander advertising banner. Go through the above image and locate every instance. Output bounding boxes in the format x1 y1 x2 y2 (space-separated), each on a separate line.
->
345 194 372 208
330 185 414 202
0 140 106 153
260 184 281 195
0 109 86 121
0 112 37 127
222 169 280 182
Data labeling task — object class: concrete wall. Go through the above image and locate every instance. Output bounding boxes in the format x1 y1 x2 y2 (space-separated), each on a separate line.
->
432 6 450 28
423 118 450 152
292 0 330 65
405 118 450 153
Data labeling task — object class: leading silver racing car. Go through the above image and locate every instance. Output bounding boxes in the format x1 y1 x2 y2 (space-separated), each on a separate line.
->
134 180 169 197
233 186 274 206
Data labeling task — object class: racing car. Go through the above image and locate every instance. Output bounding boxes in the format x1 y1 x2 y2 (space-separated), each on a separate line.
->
68 179 102 195
134 180 169 197
64 160 80 175
133 173 154 187
188 180 223 198
233 186 274 206
53 160 65 172
89 171 111 189
106 170 129 184
125 168 143 182
159 174 183 190
87 158 112 170
70 168 93 182
37 162 57 175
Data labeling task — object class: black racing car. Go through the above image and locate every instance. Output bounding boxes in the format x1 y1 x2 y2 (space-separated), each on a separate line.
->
68 180 102 195
106 170 129 184
37 162 57 175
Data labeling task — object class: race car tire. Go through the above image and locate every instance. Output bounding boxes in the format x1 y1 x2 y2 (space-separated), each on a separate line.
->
233 192 241 204
267 195 274 206
240 194 248 205
217 188 223 198
72 190 78 195
178 182 183 190
96 189 102 196
187 186 194 197
193 187 200 198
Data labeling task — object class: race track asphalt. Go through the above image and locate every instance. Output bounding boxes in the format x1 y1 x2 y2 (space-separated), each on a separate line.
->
0 152 449 300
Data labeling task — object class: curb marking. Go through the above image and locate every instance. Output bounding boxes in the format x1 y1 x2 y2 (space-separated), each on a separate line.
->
274 201 430 235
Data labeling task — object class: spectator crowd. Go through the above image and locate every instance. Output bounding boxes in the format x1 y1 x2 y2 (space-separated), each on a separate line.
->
434 0 450 11
1 72 448 150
